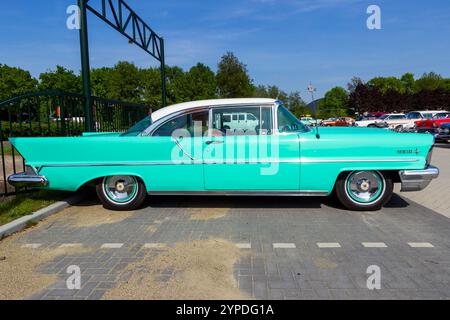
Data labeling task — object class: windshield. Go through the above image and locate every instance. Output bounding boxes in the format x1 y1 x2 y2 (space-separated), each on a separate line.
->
379 115 388 120
121 116 152 137
277 105 310 133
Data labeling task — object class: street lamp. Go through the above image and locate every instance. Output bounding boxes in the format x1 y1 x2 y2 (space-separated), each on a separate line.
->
307 83 316 103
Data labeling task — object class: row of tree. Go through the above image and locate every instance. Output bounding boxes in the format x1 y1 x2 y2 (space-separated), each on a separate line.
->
318 73 450 118
0 52 311 117
2 52 449 119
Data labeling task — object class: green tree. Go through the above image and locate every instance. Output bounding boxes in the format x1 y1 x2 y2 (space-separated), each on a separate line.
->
140 67 162 109
287 91 309 118
0 64 38 100
368 77 405 94
165 66 189 105
184 63 217 101
400 73 415 94
216 52 254 98
415 72 446 92
38 65 82 94
318 87 349 118
91 66 115 99
253 85 269 98
110 61 142 103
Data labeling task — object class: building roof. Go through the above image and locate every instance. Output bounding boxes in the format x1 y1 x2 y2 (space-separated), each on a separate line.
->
151 98 277 122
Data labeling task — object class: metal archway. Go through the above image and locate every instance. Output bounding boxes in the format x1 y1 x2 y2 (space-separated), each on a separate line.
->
78 0 166 131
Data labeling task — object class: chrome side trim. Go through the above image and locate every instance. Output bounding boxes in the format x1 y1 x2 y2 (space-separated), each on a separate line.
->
399 165 440 192
148 190 329 197
37 157 420 169
299 158 420 164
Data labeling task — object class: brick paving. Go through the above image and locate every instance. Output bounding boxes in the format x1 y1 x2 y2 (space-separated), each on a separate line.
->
1 192 447 300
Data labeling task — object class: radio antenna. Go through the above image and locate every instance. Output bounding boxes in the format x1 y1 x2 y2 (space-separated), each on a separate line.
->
307 83 320 139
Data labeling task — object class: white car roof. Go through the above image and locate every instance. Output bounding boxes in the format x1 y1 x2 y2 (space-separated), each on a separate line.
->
151 98 276 122
410 110 444 114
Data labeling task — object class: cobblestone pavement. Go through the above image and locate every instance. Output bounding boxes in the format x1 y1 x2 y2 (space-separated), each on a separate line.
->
395 144 450 218
0 146 449 300
1 192 449 300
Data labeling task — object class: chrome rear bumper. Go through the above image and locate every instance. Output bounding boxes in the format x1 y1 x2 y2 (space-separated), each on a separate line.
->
399 166 439 192
8 172 48 188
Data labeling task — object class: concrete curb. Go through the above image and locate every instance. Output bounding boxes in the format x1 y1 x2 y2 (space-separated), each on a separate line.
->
0 192 86 240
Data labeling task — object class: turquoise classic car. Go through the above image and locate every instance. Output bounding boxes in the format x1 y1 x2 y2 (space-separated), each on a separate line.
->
8 98 439 211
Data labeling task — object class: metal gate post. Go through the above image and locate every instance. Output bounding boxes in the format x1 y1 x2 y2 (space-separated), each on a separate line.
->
160 37 167 108
78 0 94 131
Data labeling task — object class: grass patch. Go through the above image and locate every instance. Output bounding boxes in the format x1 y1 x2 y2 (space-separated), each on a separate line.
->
1 142 13 156
2 144 12 156
0 190 70 226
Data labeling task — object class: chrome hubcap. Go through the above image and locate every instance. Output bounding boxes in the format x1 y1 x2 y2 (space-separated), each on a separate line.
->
103 176 138 204
346 171 384 204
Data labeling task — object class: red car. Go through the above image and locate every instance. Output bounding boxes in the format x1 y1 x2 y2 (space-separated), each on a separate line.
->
415 112 450 133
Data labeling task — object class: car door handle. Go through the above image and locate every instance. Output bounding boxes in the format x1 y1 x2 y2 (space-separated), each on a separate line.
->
206 140 224 145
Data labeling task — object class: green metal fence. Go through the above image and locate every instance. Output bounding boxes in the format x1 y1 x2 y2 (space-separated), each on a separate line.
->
0 90 150 196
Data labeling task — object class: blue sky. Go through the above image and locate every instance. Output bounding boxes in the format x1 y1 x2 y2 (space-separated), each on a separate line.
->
1 0 449 99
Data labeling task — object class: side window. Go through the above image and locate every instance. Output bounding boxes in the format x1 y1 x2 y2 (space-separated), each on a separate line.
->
153 111 209 137
261 108 272 135
212 106 272 135
407 113 418 119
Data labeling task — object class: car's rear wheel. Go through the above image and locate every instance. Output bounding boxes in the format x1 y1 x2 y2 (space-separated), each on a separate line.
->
96 176 147 211
335 171 393 211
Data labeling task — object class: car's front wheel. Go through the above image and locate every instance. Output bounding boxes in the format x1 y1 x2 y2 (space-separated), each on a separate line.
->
96 176 147 211
335 171 393 211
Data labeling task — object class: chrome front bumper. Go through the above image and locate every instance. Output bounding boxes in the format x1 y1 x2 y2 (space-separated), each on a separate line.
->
8 172 48 188
399 166 439 192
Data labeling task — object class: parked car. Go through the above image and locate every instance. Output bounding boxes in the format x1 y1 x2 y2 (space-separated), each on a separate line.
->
394 111 446 132
300 117 317 126
321 117 355 127
354 116 388 129
8 98 439 212
414 111 450 134
220 111 260 132
436 122 450 143
355 114 407 129
367 112 386 118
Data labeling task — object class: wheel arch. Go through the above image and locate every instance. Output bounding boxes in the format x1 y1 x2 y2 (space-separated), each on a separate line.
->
76 173 148 192
335 170 400 184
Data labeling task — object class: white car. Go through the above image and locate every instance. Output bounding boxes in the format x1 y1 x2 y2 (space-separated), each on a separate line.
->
400 111 446 131
219 112 260 132
355 114 407 129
